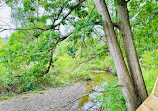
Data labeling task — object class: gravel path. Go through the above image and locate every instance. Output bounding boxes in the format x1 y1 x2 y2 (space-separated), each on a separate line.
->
0 82 87 111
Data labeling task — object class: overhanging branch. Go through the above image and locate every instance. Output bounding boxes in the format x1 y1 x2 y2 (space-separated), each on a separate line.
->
62 49 109 77
0 0 86 33
38 31 74 77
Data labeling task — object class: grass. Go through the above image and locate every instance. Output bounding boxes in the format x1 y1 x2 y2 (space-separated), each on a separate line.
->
141 49 158 94
0 46 157 111
21 95 30 99
0 103 4 106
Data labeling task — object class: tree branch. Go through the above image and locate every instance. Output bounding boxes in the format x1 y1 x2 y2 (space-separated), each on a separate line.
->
44 50 53 75
63 49 109 77
52 5 65 25
79 49 109 64
49 91 92 109
0 27 46 33
49 84 118 110
53 0 86 28
62 0 86 21
113 22 120 29
37 31 74 77
0 0 86 33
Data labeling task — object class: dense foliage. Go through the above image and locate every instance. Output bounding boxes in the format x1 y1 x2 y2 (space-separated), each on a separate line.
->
0 0 158 110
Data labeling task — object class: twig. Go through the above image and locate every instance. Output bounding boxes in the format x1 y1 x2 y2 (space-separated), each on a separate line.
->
87 101 98 110
49 91 91 109
0 27 45 32
54 49 109 85
79 49 109 64
52 5 64 25
59 81 86 98
49 85 118 110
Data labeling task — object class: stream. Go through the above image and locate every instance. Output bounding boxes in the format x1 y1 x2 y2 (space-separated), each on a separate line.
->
0 71 118 111
75 71 117 111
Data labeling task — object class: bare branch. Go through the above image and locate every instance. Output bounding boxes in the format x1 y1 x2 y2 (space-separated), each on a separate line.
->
0 27 46 33
49 91 91 109
88 101 98 110
49 84 118 110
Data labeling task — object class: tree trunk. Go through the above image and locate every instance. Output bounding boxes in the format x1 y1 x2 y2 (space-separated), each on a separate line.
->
93 0 138 110
117 0 148 104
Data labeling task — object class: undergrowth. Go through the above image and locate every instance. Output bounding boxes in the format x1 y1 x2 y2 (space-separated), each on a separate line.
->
95 78 127 111
141 49 158 94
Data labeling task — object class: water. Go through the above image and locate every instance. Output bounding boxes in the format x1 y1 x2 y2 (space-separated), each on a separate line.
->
76 72 117 111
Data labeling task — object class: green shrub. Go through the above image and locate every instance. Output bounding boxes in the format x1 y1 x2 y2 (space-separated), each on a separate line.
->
141 49 158 94
95 79 127 111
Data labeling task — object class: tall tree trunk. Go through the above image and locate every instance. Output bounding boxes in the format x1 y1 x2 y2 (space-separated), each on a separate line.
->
117 0 148 104
94 0 138 110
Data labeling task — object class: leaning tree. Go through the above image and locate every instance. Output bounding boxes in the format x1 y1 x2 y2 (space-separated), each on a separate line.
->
93 0 148 110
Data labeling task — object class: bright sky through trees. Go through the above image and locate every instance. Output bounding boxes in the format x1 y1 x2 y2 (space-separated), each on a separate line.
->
0 3 12 38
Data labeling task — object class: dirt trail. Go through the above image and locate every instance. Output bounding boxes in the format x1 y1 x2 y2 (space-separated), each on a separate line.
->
0 82 87 111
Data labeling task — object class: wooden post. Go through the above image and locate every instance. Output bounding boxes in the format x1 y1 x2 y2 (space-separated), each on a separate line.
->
137 77 158 111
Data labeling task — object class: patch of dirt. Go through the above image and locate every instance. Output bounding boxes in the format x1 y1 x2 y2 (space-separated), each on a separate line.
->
0 82 87 111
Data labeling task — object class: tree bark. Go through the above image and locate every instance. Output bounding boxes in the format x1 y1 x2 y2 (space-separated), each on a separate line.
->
117 0 148 104
93 0 138 110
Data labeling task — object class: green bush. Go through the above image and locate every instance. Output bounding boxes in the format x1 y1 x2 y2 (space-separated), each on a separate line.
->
141 49 158 94
95 79 127 111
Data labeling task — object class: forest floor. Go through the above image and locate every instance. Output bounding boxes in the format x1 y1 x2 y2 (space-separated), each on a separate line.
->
0 82 87 111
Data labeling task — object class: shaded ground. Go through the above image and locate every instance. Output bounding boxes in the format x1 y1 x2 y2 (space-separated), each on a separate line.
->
0 82 87 111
